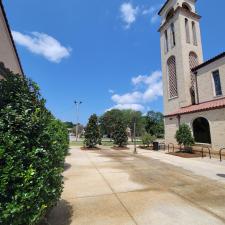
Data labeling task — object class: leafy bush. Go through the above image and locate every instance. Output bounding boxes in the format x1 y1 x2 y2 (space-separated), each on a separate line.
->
84 114 101 148
112 118 128 147
0 64 69 225
175 124 194 148
141 133 156 147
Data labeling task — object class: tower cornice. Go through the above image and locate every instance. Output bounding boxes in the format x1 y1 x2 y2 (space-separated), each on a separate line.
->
158 6 201 32
158 0 197 16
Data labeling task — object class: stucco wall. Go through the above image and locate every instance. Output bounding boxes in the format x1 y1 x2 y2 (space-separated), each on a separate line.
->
196 57 225 103
0 5 22 76
165 108 225 150
160 8 203 115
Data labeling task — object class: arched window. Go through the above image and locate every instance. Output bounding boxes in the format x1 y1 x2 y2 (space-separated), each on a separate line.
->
193 117 211 144
164 30 169 53
192 22 197 46
182 3 191 12
189 52 199 104
170 23 176 48
167 56 178 98
185 18 190 43
166 8 174 21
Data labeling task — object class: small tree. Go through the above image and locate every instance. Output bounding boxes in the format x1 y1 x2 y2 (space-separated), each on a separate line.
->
84 114 101 148
142 133 156 147
112 119 128 147
175 124 194 151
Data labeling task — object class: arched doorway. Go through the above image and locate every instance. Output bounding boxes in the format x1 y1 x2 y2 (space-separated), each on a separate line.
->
193 117 211 144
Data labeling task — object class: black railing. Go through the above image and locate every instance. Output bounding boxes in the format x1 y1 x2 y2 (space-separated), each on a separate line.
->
168 143 175 153
160 143 166 151
201 147 211 159
220 148 225 162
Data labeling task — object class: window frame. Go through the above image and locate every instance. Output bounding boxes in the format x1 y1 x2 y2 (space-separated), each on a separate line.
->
212 70 223 97
164 30 169 54
192 22 198 46
185 18 190 44
167 56 178 99
170 23 176 48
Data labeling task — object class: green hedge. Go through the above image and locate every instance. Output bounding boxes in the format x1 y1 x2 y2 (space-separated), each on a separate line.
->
0 64 69 225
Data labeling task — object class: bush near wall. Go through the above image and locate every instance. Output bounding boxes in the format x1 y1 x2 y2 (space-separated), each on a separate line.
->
0 64 69 225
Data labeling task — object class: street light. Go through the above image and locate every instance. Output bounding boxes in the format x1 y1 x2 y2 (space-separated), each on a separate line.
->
74 100 82 142
133 117 137 154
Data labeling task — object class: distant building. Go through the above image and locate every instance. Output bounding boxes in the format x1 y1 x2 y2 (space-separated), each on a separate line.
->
0 0 23 76
159 0 225 150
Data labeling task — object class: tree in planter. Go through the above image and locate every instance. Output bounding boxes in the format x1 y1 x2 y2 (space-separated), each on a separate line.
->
84 114 101 148
141 133 156 148
112 118 128 147
175 124 195 152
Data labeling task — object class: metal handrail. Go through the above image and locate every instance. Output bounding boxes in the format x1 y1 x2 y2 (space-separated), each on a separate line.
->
201 147 211 159
168 143 175 153
160 143 166 151
220 148 225 162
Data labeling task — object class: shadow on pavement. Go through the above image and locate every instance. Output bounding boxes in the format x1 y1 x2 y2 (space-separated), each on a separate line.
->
43 200 73 225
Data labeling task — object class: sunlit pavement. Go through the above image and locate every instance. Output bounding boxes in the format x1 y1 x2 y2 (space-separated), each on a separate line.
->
46 147 225 225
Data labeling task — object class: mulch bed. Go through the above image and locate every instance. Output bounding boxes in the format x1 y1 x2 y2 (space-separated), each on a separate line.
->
167 151 204 158
139 146 153 150
111 146 129 150
80 147 101 151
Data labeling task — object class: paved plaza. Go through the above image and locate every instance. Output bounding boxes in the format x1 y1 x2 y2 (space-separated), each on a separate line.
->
47 147 225 225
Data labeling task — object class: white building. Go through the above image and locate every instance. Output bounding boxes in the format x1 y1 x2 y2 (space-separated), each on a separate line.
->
159 0 225 150
0 0 23 76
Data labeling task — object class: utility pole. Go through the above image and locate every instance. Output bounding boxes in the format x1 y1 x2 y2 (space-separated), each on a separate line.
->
74 100 82 142
133 117 137 154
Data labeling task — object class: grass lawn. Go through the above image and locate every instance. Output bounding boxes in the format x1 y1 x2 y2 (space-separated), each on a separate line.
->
70 138 143 147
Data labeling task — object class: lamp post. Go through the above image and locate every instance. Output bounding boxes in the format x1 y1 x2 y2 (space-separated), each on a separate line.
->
74 100 82 142
133 117 137 154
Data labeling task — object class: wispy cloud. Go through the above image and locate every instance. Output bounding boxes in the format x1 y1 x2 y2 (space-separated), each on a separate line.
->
119 3 160 29
120 2 139 29
12 31 71 63
108 71 163 112
142 5 161 24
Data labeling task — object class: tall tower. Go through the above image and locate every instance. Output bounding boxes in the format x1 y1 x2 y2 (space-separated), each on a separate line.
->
158 0 203 115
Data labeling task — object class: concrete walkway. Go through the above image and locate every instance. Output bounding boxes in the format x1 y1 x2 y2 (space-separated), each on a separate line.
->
46 147 225 225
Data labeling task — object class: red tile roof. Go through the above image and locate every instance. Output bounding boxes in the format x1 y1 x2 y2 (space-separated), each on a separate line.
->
165 97 225 117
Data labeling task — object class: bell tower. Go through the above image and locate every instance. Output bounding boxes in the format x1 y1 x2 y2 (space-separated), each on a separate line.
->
158 0 203 115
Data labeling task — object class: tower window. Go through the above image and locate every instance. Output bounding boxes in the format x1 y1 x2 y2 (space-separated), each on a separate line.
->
192 22 198 46
170 23 176 48
182 3 191 12
164 30 169 53
185 18 190 43
212 70 222 96
189 52 199 104
167 56 178 98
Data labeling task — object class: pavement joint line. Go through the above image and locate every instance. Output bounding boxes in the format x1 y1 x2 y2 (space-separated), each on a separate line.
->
85 151 139 225
169 189 225 224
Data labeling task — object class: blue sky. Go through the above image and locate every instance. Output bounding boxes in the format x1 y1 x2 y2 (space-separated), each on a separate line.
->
4 0 225 124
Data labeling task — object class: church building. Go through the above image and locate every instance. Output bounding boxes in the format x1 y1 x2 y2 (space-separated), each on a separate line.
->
0 0 23 76
158 0 225 150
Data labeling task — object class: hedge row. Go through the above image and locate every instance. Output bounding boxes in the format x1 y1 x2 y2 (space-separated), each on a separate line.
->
0 64 69 225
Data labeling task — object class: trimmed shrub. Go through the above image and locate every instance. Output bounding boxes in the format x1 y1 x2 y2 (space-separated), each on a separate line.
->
112 118 128 147
84 114 101 148
0 65 69 225
141 133 156 147
175 124 195 149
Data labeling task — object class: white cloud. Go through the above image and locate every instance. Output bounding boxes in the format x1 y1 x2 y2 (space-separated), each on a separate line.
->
12 31 71 63
120 2 139 29
109 71 163 112
112 91 142 104
108 89 115 94
142 5 160 24
108 104 144 112
142 6 156 15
